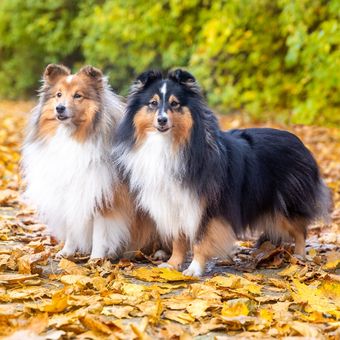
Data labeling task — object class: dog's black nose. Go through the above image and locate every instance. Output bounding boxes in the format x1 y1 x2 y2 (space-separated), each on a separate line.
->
56 105 66 114
157 116 168 126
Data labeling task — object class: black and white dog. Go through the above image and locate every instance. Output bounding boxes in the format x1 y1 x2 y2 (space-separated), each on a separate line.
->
114 69 331 276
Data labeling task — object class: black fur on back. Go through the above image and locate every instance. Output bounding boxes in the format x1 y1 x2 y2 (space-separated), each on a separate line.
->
115 69 331 238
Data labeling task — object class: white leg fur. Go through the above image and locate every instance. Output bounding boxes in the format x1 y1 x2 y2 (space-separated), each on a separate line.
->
56 238 78 259
183 260 204 277
90 215 130 259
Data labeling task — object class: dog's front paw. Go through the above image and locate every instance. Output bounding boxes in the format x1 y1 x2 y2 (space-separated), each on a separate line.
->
182 260 204 277
55 248 74 260
158 262 177 270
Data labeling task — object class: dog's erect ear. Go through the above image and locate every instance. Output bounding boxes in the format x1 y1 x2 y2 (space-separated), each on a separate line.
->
168 69 200 94
78 65 103 80
43 64 70 85
131 70 162 93
168 69 196 85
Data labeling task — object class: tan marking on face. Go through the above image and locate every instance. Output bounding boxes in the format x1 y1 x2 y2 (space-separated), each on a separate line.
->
171 106 193 148
168 95 180 107
38 71 102 142
37 104 59 139
133 106 155 145
150 94 160 104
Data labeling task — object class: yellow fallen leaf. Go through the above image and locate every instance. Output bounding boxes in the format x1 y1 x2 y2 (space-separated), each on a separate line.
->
278 264 300 277
297 310 335 323
291 279 339 318
17 250 50 274
101 305 134 318
164 297 194 310
147 283 187 295
80 314 112 335
290 321 322 338
69 295 102 307
191 317 226 335
219 315 257 330
186 299 209 319
319 278 340 306
121 282 145 297
309 248 317 257
58 258 90 275
60 274 91 286
259 308 274 323
267 278 288 289
0 254 10 269
322 251 340 270
130 267 198 282
25 290 68 313
5 286 49 300
0 273 38 284
103 293 126 305
189 283 222 302
210 274 262 296
130 317 151 340
209 274 242 289
91 276 108 292
163 310 195 325
137 298 163 324
243 273 264 282
0 303 22 317
49 308 87 328
221 298 250 317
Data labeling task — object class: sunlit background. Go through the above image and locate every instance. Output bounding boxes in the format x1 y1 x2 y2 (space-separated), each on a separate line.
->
0 0 339 126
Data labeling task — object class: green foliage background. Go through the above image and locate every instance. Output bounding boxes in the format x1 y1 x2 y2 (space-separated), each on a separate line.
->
0 0 339 125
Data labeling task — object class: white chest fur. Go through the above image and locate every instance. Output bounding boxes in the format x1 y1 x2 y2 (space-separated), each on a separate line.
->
22 127 114 243
121 132 202 241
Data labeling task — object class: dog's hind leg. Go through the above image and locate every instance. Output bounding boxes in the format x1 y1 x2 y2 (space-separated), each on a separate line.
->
286 220 307 257
276 215 307 257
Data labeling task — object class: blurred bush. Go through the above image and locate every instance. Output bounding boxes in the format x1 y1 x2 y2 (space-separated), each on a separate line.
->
0 0 339 125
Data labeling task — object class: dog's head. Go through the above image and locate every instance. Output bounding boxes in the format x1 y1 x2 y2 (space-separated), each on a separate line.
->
127 69 202 145
37 64 104 140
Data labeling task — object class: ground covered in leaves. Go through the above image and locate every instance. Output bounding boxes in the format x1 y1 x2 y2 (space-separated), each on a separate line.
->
0 101 339 339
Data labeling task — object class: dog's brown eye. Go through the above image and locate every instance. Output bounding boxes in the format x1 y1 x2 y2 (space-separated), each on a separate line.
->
170 100 179 108
74 93 82 99
56 92 62 98
149 100 158 108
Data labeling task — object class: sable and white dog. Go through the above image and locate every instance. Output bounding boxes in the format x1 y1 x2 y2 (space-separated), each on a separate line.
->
22 64 153 259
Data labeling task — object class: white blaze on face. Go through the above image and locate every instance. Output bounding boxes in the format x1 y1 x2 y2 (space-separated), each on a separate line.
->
159 82 167 119
160 82 167 98
66 75 74 83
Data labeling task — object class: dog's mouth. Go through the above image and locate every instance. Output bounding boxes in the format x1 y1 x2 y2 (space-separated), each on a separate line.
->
56 114 69 121
156 126 171 133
